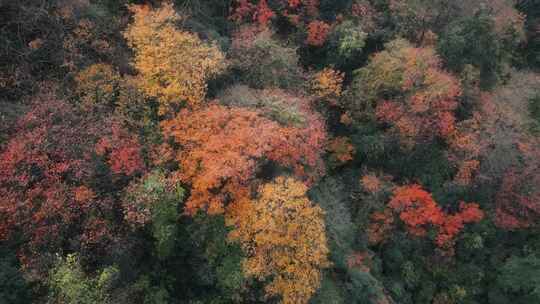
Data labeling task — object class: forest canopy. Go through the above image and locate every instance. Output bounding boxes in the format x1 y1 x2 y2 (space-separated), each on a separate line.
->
0 0 539 303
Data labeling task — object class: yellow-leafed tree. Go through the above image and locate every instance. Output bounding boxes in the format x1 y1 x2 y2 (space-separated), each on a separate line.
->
227 176 330 304
310 68 344 102
123 2 226 112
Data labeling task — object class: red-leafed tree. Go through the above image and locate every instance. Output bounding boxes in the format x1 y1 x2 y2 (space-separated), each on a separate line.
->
95 121 145 176
377 184 484 249
388 185 445 239
436 201 484 248
254 0 276 26
0 93 145 274
161 102 326 215
230 0 320 28
230 0 275 27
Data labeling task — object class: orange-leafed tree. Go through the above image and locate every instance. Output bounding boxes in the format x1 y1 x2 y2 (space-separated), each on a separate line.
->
327 136 356 165
306 20 331 46
161 103 326 215
124 2 226 112
227 176 330 304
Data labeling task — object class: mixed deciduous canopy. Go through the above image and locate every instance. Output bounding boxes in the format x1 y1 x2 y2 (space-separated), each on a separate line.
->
351 39 461 147
161 103 326 215
1 0 539 303
0 94 144 273
230 26 304 89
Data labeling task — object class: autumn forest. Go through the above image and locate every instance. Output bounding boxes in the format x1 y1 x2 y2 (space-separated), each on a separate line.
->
0 0 539 303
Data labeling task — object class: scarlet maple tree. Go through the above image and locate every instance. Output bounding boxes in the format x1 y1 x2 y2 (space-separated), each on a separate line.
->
254 0 276 26
372 184 485 249
161 103 326 215
388 184 445 236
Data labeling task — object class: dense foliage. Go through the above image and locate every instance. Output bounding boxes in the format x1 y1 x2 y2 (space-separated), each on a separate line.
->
1 0 539 303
